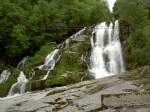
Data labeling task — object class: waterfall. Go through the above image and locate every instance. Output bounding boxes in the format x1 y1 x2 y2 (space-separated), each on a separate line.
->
70 27 86 39
64 27 86 49
89 21 125 79
8 71 28 96
17 56 28 70
38 49 61 80
107 0 117 12
0 70 11 84
38 49 60 71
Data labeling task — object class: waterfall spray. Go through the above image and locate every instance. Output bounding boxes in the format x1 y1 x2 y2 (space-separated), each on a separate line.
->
8 71 28 96
89 21 125 79
0 70 11 84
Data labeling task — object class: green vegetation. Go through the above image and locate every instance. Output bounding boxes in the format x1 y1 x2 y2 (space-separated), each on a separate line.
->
1 0 149 97
0 0 110 66
0 0 110 96
23 43 55 79
31 35 91 91
0 33 91 96
114 0 150 69
25 43 55 68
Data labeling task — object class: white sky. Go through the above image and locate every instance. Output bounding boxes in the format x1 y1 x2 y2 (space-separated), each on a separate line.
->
106 0 117 12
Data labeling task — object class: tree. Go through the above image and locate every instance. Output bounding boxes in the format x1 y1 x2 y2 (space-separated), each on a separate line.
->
114 0 150 69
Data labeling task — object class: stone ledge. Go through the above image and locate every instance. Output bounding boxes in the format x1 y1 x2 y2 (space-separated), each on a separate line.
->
101 92 150 109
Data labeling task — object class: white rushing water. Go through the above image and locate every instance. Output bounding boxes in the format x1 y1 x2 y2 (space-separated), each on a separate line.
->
89 21 125 79
38 49 61 80
38 49 60 71
0 70 11 84
106 0 117 12
17 56 28 70
8 71 28 96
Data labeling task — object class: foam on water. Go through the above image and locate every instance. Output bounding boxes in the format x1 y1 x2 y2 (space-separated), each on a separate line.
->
89 21 125 79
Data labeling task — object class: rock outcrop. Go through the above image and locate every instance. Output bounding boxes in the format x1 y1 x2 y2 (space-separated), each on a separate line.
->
0 67 149 112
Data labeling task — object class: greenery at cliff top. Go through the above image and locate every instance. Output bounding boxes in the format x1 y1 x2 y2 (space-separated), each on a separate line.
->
0 0 110 96
114 0 150 69
0 0 110 66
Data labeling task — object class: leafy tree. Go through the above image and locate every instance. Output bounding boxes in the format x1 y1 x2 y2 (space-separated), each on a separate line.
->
6 25 29 58
114 0 150 69
0 0 110 66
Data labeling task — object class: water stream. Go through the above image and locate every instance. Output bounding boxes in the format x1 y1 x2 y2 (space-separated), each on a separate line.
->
89 19 125 79
8 71 28 96
0 70 11 84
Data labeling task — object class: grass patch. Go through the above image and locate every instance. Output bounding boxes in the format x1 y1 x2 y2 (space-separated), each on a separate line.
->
25 43 55 68
30 39 91 91
23 43 55 79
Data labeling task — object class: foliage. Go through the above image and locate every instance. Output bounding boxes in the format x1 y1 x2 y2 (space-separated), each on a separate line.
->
30 39 91 91
114 0 150 69
25 43 55 67
0 0 110 65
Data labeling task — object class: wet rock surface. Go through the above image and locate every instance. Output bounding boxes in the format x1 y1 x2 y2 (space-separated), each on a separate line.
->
0 72 149 112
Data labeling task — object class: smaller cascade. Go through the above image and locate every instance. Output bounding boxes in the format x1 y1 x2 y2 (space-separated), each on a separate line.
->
0 70 11 84
65 27 87 49
17 56 28 70
70 27 86 39
8 71 28 96
65 39 70 49
38 28 87 80
38 49 60 71
38 49 61 80
42 70 50 80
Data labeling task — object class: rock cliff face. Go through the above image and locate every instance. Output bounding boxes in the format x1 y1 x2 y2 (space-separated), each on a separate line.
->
0 66 149 112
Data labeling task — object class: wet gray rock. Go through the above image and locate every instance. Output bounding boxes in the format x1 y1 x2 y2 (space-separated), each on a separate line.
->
141 66 150 75
143 83 150 90
1 74 149 112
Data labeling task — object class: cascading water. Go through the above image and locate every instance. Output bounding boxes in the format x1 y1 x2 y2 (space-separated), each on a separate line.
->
38 28 87 80
89 21 125 79
8 71 28 96
38 49 60 71
70 27 86 39
107 0 117 12
17 56 28 70
38 49 61 80
106 21 125 74
64 27 86 50
0 70 11 84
